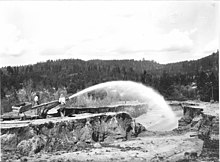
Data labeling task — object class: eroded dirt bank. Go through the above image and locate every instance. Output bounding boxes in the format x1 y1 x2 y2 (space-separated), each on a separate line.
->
176 102 219 161
1 112 145 161
1 102 219 162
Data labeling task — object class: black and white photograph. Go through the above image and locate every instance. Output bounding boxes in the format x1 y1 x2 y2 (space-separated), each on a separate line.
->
0 1 219 162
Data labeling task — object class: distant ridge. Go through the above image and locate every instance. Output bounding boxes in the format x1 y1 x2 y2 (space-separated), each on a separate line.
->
1 50 218 75
156 51 219 75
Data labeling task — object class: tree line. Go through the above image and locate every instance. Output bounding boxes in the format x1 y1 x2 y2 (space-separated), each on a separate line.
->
1 51 219 113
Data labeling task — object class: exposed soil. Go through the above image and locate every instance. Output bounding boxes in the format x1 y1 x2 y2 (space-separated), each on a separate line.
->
1 101 219 162
6 132 203 162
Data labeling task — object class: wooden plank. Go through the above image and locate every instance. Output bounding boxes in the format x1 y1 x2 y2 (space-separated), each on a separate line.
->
64 103 147 110
19 103 32 113
16 100 60 114
30 100 60 110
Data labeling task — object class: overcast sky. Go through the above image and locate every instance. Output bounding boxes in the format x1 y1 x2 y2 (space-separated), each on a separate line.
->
0 1 219 67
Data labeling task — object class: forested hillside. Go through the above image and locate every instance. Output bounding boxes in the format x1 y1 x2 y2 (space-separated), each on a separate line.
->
1 51 219 113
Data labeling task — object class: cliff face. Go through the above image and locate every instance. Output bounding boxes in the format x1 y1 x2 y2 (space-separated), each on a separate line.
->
177 105 219 161
1 112 145 160
178 105 203 128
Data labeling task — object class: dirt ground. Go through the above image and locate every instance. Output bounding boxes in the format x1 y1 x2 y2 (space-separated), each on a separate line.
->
1 101 218 162
11 131 203 162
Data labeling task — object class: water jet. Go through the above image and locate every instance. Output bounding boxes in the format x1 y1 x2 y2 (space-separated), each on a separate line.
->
69 80 178 131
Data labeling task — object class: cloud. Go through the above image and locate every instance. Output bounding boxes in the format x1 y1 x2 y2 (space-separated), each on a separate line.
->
121 14 134 18
0 23 29 57
111 48 145 55
109 29 194 55
40 46 73 56
0 1 218 66
203 39 219 53
1 50 26 58
40 49 65 56
161 29 194 53
63 27 195 62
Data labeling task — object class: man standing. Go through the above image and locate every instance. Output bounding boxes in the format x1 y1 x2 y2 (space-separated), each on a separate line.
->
34 94 39 105
34 93 40 115
59 94 66 117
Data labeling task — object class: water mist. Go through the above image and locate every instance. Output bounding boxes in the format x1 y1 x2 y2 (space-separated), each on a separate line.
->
68 81 178 131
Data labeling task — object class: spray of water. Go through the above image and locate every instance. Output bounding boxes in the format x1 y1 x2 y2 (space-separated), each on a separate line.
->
69 80 177 131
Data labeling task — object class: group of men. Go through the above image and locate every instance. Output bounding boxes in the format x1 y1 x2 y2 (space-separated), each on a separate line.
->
33 93 66 117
